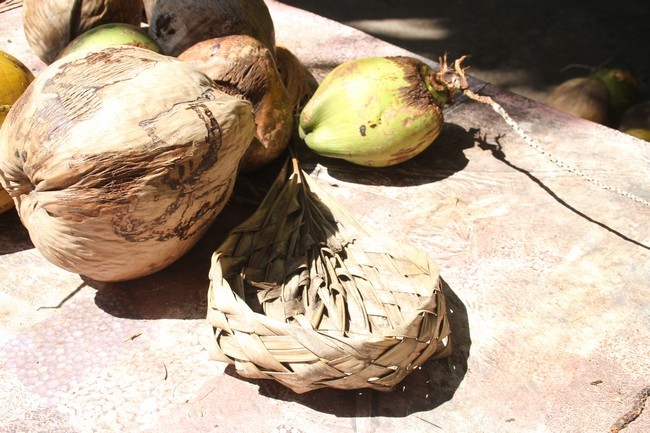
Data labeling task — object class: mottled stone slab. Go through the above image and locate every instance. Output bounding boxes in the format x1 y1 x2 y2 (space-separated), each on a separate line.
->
1 2 648 433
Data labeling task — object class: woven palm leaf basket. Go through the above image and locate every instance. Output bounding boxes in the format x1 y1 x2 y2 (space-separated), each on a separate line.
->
206 155 452 393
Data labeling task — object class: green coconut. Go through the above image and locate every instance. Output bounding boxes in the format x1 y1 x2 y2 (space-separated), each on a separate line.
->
299 56 459 167
58 23 162 59
592 68 639 121
618 100 650 142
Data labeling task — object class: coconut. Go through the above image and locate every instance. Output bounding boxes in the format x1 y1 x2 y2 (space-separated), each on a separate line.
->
298 56 455 167
0 50 34 127
0 50 34 214
146 0 275 57
593 67 639 121
22 0 144 64
0 46 255 282
57 23 161 59
618 100 650 142
274 45 319 113
544 76 611 124
179 35 293 172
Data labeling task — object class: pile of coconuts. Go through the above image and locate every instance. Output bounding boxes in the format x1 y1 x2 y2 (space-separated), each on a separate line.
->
1 0 318 282
544 64 650 141
11 0 630 283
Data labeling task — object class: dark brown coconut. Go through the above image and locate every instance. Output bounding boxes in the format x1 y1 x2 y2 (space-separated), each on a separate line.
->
22 0 144 64
179 35 293 172
146 0 275 57
545 76 611 124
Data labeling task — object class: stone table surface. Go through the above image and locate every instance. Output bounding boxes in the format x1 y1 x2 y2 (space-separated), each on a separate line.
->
1 1 648 433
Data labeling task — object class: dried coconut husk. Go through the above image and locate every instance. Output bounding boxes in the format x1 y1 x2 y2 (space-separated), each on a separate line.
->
0 45 256 282
179 35 293 173
146 0 275 57
544 76 611 124
274 45 319 113
22 0 144 64
206 154 452 393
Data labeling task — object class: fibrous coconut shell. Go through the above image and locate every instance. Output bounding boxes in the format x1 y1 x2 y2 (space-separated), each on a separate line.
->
22 0 144 64
179 34 293 172
274 45 319 113
544 76 611 125
146 0 276 57
0 46 256 282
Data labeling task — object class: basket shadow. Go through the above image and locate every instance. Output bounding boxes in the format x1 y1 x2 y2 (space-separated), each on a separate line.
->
89 198 260 320
87 158 295 320
224 278 471 418
295 122 475 187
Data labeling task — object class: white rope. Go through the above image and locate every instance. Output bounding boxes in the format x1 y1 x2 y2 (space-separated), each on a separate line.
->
463 89 649 207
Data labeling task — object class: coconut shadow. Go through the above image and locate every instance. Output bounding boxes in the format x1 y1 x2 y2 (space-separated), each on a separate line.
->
89 192 260 320
0 210 34 255
295 122 475 187
88 156 300 320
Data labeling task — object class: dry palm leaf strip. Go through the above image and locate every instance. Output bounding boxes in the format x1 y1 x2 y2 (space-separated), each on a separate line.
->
0 0 22 14
207 155 451 393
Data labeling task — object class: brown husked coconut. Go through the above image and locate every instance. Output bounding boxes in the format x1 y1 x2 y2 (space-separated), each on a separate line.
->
146 0 275 57
179 35 293 172
274 45 319 113
544 76 611 125
22 0 144 64
0 46 256 282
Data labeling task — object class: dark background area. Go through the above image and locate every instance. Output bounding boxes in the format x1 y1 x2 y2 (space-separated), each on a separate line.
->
279 0 650 103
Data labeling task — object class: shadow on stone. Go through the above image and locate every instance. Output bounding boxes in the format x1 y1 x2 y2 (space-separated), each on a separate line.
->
296 122 475 187
0 210 33 255
279 0 650 100
90 198 260 320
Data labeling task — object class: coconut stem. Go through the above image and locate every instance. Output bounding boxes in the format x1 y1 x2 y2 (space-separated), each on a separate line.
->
430 54 469 105
0 104 12 113
442 55 649 207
